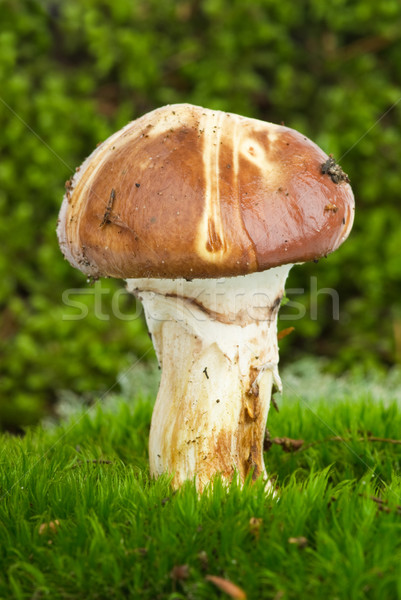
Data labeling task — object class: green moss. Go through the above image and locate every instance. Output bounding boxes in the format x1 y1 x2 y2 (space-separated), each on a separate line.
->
2 370 401 598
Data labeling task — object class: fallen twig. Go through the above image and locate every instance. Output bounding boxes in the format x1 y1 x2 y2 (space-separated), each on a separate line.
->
264 432 401 453
264 436 305 453
358 494 401 516
71 459 114 469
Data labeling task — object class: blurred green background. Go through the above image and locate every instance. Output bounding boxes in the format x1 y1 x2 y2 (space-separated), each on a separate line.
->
1 0 401 431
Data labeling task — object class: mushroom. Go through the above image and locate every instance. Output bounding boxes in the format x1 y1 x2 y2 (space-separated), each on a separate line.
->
57 104 354 490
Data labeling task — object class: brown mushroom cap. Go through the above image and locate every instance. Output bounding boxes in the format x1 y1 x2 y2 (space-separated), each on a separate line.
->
57 103 354 279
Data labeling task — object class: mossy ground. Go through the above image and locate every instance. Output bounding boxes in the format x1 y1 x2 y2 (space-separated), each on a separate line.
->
1 361 401 599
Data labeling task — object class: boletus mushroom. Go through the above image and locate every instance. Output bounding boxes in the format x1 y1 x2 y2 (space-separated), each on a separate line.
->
57 104 354 490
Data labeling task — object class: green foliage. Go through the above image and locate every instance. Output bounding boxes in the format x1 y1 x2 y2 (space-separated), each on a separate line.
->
2 372 401 598
1 0 401 426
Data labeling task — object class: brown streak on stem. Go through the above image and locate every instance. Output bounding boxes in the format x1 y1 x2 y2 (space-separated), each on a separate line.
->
163 293 274 327
237 366 265 481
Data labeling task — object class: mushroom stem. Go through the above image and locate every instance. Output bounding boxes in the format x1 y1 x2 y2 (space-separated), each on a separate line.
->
126 265 291 490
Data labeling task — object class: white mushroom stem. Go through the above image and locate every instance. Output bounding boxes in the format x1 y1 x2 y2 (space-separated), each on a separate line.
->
126 265 292 490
